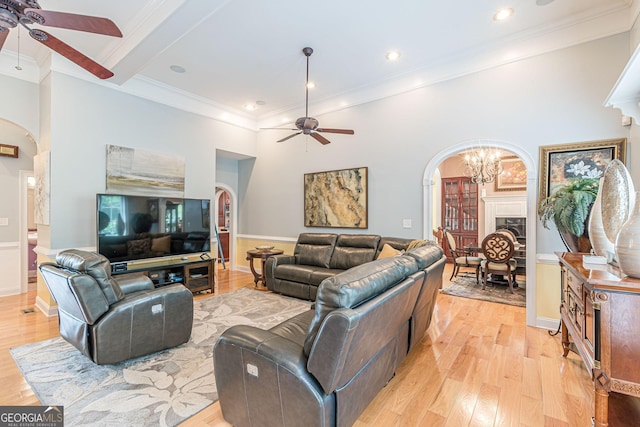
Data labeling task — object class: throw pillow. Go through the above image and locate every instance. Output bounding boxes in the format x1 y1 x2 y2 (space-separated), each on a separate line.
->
127 238 151 256
376 243 400 259
151 235 171 254
407 239 429 250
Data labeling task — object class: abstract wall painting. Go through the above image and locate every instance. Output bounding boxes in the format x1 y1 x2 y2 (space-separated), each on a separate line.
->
304 167 368 228
106 145 185 197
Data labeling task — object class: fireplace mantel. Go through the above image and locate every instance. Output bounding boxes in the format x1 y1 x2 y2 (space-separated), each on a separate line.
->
483 195 527 235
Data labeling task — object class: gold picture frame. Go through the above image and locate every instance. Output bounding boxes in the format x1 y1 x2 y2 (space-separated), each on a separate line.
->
304 166 368 228
538 138 627 201
495 156 527 191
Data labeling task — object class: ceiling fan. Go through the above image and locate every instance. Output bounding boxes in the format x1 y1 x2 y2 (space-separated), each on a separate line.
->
0 0 122 79
265 47 355 145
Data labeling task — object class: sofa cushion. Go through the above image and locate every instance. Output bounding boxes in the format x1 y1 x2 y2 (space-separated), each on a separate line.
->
294 233 338 268
329 234 381 270
274 264 317 284
56 249 125 305
269 310 314 347
303 255 419 356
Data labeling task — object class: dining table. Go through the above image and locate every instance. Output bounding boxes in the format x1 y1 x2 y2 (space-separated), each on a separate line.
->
464 242 526 277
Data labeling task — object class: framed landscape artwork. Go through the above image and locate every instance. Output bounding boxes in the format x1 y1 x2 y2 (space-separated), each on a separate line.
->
538 138 627 200
304 167 368 228
495 156 527 191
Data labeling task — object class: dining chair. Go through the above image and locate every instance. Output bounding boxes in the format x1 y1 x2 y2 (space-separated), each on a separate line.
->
495 228 517 243
480 232 517 293
443 229 481 283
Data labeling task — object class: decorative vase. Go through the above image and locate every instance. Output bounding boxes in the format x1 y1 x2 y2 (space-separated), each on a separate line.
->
615 191 640 278
588 178 614 257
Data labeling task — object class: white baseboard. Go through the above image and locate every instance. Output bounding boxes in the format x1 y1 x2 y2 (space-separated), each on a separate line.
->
35 295 58 317
536 316 560 331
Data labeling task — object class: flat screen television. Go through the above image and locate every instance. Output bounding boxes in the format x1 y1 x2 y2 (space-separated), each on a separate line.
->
97 193 211 264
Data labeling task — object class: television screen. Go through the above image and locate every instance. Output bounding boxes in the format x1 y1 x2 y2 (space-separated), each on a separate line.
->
97 193 211 263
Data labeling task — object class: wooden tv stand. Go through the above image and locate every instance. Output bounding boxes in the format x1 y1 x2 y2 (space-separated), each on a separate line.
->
556 252 640 426
113 258 216 295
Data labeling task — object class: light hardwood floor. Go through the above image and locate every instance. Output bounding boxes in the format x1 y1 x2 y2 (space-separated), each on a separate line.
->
0 264 594 426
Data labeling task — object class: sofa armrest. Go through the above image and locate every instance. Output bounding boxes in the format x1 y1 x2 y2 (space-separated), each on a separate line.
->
215 325 310 377
214 325 332 427
114 273 155 294
265 254 297 290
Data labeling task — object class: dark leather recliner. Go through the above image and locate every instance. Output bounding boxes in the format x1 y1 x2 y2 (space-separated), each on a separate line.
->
39 249 193 365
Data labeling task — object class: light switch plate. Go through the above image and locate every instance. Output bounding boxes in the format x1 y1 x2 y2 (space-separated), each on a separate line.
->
402 219 412 228
0 218 8 226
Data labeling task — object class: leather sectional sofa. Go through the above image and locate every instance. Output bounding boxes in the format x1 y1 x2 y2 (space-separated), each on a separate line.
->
214 243 445 427
265 233 416 300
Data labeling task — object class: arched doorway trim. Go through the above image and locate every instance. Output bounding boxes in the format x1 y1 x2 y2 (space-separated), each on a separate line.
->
215 184 238 270
422 139 538 327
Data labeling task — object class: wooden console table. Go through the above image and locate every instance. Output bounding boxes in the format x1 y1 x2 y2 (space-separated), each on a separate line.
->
556 252 640 426
113 258 216 295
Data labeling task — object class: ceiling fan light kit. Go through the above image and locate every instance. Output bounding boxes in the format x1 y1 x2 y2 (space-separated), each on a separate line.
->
0 0 122 79
266 46 355 145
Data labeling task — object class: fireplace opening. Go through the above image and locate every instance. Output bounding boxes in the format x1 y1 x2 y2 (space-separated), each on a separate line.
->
495 217 526 244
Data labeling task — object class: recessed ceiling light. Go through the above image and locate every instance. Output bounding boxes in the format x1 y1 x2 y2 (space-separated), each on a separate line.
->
306 81 316 89
244 103 256 111
256 100 266 106
493 8 514 21
169 65 186 73
536 0 554 5
386 50 401 61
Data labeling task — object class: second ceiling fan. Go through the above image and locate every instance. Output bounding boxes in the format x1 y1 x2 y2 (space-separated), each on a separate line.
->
268 47 354 145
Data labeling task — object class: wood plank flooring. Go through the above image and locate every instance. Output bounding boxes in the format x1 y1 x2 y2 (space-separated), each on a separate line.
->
0 264 594 426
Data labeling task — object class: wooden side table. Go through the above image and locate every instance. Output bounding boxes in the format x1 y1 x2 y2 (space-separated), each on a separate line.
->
246 248 284 289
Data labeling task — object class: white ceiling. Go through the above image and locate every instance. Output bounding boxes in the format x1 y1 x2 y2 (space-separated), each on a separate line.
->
0 0 637 129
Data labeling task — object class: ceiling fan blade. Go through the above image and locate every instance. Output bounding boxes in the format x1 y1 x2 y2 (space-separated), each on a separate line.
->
277 132 302 143
29 29 114 79
24 9 122 37
311 132 331 145
316 128 355 135
0 29 8 51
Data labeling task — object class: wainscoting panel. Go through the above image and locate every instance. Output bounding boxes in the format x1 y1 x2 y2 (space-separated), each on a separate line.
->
0 242 21 296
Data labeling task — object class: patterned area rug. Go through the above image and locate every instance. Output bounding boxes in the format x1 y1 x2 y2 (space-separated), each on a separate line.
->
10 288 311 427
440 275 526 307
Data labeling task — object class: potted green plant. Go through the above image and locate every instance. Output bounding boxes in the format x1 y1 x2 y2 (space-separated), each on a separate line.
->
538 177 599 252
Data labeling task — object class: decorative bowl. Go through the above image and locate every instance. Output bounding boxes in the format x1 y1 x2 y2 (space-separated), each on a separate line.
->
255 245 274 252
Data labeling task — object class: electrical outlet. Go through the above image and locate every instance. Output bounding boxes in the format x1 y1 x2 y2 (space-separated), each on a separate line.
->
246 363 259 377
402 219 412 228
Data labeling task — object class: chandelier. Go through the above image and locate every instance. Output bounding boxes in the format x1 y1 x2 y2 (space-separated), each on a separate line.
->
463 149 503 185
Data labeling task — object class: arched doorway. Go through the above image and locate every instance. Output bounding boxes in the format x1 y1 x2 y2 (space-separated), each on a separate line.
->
422 139 538 326
215 185 238 270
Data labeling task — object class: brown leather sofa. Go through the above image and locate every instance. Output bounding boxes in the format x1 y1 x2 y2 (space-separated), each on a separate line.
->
265 233 414 300
39 249 193 365
214 243 445 427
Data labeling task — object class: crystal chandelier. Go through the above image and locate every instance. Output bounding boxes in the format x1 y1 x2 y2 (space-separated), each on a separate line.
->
463 149 503 185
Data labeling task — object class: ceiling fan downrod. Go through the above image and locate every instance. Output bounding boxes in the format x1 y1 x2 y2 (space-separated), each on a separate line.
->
303 47 313 119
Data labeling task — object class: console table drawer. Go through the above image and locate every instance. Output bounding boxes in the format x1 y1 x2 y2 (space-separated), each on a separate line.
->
565 269 582 298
